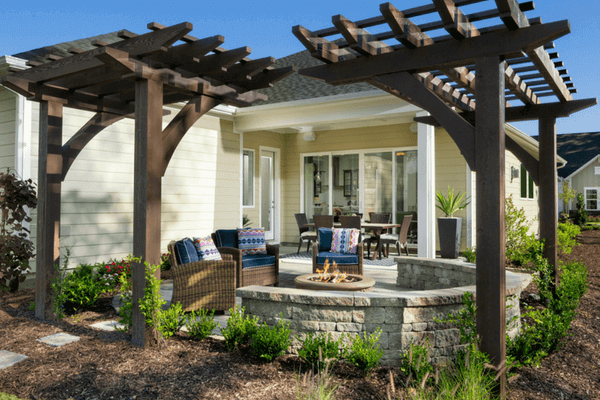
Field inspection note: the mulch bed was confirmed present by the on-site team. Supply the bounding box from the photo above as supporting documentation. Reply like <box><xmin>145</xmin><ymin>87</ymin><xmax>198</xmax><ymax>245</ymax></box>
<box><xmin>1</xmin><ymin>231</ymin><xmax>600</xmax><ymax>399</ymax></box>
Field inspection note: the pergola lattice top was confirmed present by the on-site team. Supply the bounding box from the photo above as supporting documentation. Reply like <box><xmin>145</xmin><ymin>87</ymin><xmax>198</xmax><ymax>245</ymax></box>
<box><xmin>293</xmin><ymin>0</ymin><xmax>577</xmax><ymax>112</ymax></box>
<box><xmin>1</xmin><ymin>22</ymin><xmax>295</xmax><ymax>115</ymax></box>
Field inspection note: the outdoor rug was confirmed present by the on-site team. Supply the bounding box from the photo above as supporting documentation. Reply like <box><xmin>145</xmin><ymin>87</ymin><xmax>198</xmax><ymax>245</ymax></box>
<box><xmin>280</xmin><ymin>251</ymin><xmax>397</xmax><ymax>267</ymax></box>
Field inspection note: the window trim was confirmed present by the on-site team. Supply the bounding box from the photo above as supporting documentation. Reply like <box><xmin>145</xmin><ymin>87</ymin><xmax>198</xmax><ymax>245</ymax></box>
<box><xmin>242</xmin><ymin>148</ymin><xmax>255</xmax><ymax>208</ymax></box>
<box><xmin>584</xmin><ymin>187</ymin><xmax>599</xmax><ymax>211</ymax></box>
<box><xmin>520</xmin><ymin>164</ymin><xmax>535</xmax><ymax>200</ymax></box>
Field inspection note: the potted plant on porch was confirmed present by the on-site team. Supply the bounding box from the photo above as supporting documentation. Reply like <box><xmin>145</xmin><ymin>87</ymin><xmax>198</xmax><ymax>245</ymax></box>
<box><xmin>436</xmin><ymin>186</ymin><xmax>470</xmax><ymax>259</ymax></box>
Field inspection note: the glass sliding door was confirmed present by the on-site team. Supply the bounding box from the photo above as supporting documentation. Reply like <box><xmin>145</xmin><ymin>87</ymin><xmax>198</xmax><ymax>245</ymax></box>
<box><xmin>332</xmin><ymin>154</ymin><xmax>360</xmax><ymax>219</ymax></box>
<box><xmin>396</xmin><ymin>150</ymin><xmax>418</xmax><ymax>242</ymax></box>
<box><xmin>364</xmin><ymin>151</ymin><xmax>393</xmax><ymax>219</ymax></box>
<box><xmin>303</xmin><ymin>155</ymin><xmax>330</xmax><ymax>222</ymax></box>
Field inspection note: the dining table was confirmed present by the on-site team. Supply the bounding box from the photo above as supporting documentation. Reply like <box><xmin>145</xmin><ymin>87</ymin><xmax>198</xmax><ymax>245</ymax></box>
<box><xmin>304</xmin><ymin>221</ymin><xmax>401</xmax><ymax>260</ymax></box>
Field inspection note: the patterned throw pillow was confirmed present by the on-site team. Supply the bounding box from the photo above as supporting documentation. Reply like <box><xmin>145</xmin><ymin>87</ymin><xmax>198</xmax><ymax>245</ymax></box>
<box><xmin>331</xmin><ymin>228</ymin><xmax>360</xmax><ymax>254</ymax></box>
<box><xmin>193</xmin><ymin>236</ymin><xmax>222</xmax><ymax>261</ymax></box>
<box><xmin>237</xmin><ymin>228</ymin><xmax>267</xmax><ymax>255</ymax></box>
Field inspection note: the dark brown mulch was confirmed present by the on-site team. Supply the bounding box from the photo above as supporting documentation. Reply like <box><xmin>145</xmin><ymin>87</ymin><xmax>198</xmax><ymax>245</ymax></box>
<box><xmin>1</xmin><ymin>231</ymin><xmax>599</xmax><ymax>400</ymax></box>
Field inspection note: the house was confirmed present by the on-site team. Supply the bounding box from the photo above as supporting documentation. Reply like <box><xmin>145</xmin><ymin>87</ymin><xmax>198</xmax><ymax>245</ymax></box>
<box><xmin>539</xmin><ymin>132</ymin><xmax>600</xmax><ymax>214</ymax></box>
<box><xmin>0</xmin><ymin>33</ymin><xmax>561</xmax><ymax>273</ymax></box>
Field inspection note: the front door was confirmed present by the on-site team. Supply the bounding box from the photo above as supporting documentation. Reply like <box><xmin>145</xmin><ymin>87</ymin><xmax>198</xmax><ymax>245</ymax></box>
<box><xmin>260</xmin><ymin>149</ymin><xmax>276</xmax><ymax>240</ymax></box>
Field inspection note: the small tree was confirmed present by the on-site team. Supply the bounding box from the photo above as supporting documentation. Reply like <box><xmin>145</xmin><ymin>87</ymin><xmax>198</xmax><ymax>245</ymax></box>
<box><xmin>573</xmin><ymin>193</ymin><xmax>588</xmax><ymax>226</ymax></box>
<box><xmin>558</xmin><ymin>181</ymin><xmax>577</xmax><ymax>219</ymax></box>
<box><xmin>0</xmin><ymin>168</ymin><xmax>37</xmax><ymax>292</ymax></box>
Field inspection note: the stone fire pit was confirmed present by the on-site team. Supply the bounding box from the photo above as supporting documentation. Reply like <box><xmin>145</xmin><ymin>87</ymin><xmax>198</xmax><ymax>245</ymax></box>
<box><xmin>294</xmin><ymin>274</ymin><xmax>375</xmax><ymax>292</ymax></box>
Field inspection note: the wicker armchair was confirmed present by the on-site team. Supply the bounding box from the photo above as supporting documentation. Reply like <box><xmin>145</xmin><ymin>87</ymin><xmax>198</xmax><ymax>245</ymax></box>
<box><xmin>212</xmin><ymin>230</ymin><xmax>279</xmax><ymax>288</ymax></box>
<box><xmin>167</xmin><ymin>241</ymin><xmax>237</xmax><ymax>312</ymax></box>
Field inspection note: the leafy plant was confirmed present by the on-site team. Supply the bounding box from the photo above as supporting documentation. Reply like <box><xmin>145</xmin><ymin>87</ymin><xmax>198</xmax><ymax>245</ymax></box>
<box><xmin>399</xmin><ymin>339</ymin><xmax>435</xmax><ymax>387</ymax></box>
<box><xmin>298</xmin><ymin>332</ymin><xmax>343</xmax><ymax>372</ymax></box>
<box><xmin>462</xmin><ymin>247</ymin><xmax>476</xmax><ymax>263</ymax></box>
<box><xmin>573</xmin><ymin>193</ymin><xmax>588</xmax><ymax>226</ymax></box>
<box><xmin>251</xmin><ymin>318</ymin><xmax>292</xmax><ymax>361</ymax></box>
<box><xmin>0</xmin><ymin>168</ymin><xmax>37</xmax><ymax>292</ymax></box>
<box><xmin>50</xmin><ymin>247</ymin><xmax>71</xmax><ymax>319</ymax></box>
<box><xmin>437</xmin><ymin>292</ymin><xmax>477</xmax><ymax>346</ymax></box>
<box><xmin>61</xmin><ymin>263</ymin><xmax>107</xmax><ymax>310</ymax></box>
<box><xmin>344</xmin><ymin>328</ymin><xmax>384</xmax><ymax>376</ymax></box>
<box><xmin>505</xmin><ymin>195</ymin><xmax>533</xmax><ymax>264</ymax></box>
<box><xmin>435</xmin><ymin>186</ymin><xmax>470</xmax><ymax>218</ymax></box>
<box><xmin>157</xmin><ymin>302</ymin><xmax>185</xmax><ymax>339</ymax></box>
<box><xmin>558</xmin><ymin>180</ymin><xmax>577</xmax><ymax>217</ymax></box>
<box><xmin>243</xmin><ymin>214</ymin><xmax>252</xmax><ymax>228</ymax></box>
<box><xmin>557</xmin><ymin>221</ymin><xmax>580</xmax><ymax>255</ymax></box>
<box><xmin>219</xmin><ymin>305</ymin><xmax>259</xmax><ymax>351</ymax></box>
<box><xmin>185</xmin><ymin>309</ymin><xmax>217</xmax><ymax>340</ymax></box>
<box><xmin>160</xmin><ymin>252</ymin><xmax>171</xmax><ymax>271</ymax></box>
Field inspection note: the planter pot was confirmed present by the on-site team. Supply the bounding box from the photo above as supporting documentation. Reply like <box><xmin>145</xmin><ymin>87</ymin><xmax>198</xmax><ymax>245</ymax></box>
<box><xmin>438</xmin><ymin>217</ymin><xmax>462</xmax><ymax>259</ymax></box>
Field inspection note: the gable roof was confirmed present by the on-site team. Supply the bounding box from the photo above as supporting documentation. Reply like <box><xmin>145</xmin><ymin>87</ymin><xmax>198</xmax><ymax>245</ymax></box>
<box><xmin>254</xmin><ymin>48</ymin><xmax>379</xmax><ymax>106</ymax></box>
<box><xmin>13</xmin><ymin>32</ymin><xmax>124</xmax><ymax>64</ymax></box>
<box><xmin>532</xmin><ymin>132</ymin><xmax>600</xmax><ymax>178</ymax></box>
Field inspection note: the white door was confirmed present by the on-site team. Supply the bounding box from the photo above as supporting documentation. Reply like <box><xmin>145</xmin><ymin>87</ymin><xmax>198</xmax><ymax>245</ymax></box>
<box><xmin>261</xmin><ymin>150</ymin><xmax>276</xmax><ymax>240</ymax></box>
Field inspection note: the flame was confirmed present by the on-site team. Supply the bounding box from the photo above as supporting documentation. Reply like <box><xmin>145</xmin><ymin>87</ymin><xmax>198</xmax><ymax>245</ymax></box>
<box><xmin>312</xmin><ymin>259</ymin><xmax>355</xmax><ymax>283</ymax></box>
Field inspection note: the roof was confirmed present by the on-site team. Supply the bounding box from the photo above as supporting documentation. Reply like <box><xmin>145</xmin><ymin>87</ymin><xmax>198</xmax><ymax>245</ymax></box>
<box><xmin>532</xmin><ymin>132</ymin><xmax>600</xmax><ymax>178</ymax></box>
<box><xmin>13</xmin><ymin>32</ymin><xmax>124</xmax><ymax>63</ymax></box>
<box><xmin>254</xmin><ymin>48</ymin><xmax>378</xmax><ymax>105</ymax></box>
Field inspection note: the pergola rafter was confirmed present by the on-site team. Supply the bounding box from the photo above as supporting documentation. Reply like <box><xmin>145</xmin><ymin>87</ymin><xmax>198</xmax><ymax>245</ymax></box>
<box><xmin>292</xmin><ymin>1</ymin><xmax>596</xmax><ymax>397</ymax></box>
<box><xmin>1</xmin><ymin>21</ymin><xmax>294</xmax><ymax>348</ymax></box>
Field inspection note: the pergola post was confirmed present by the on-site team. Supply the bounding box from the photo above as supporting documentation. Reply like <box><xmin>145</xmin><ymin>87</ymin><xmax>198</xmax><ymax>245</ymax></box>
<box><xmin>417</xmin><ymin>111</ymin><xmax>436</xmax><ymax>258</ymax></box>
<box><xmin>132</xmin><ymin>78</ymin><xmax>164</xmax><ymax>348</ymax></box>
<box><xmin>35</xmin><ymin>101</ymin><xmax>63</xmax><ymax>320</ymax></box>
<box><xmin>475</xmin><ymin>56</ymin><xmax>507</xmax><ymax>398</ymax></box>
<box><xmin>538</xmin><ymin>116</ymin><xmax>559</xmax><ymax>292</ymax></box>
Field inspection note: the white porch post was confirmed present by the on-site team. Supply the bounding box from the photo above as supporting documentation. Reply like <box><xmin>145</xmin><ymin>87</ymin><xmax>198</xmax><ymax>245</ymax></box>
<box><xmin>417</xmin><ymin>111</ymin><xmax>436</xmax><ymax>258</ymax></box>
<box><xmin>15</xmin><ymin>94</ymin><xmax>33</xmax><ymax>234</ymax></box>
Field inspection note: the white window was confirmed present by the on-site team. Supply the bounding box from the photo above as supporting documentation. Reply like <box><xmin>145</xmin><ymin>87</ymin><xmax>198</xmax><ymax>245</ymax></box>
<box><xmin>594</xmin><ymin>166</ymin><xmax>600</xmax><ymax>175</ymax></box>
<box><xmin>242</xmin><ymin>149</ymin><xmax>254</xmax><ymax>207</ymax></box>
<box><xmin>520</xmin><ymin>164</ymin><xmax>534</xmax><ymax>199</ymax></box>
<box><xmin>585</xmin><ymin>187</ymin><xmax>599</xmax><ymax>211</ymax></box>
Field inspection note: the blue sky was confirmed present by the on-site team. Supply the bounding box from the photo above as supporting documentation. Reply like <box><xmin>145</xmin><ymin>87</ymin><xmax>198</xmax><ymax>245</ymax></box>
<box><xmin>1</xmin><ymin>0</ymin><xmax>598</xmax><ymax>136</ymax></box>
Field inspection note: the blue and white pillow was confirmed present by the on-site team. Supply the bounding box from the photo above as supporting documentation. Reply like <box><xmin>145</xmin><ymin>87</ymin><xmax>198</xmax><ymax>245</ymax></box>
<box><xmin>331</xmin><ymin>228</ymin><xmax>360</xmax><ymax>254</ymax></box>
<box><xmin>174</xmin><ymin>238</ymin><xmax>200</xmax><ymax>265</ymax></box>
<box><xmin>193</xmin><ymin>236</ymin><xmax>222</xmax><ymax>261</ymax></box>
<box><xmin>237</xmin><ymin>228</ymin><xmax>267</xmax><ymax>255</ymax></box>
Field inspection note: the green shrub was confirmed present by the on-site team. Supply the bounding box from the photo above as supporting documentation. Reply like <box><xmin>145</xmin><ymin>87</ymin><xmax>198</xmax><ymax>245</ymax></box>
<box><xmin>462</xmin><ymin>247</ymin><xmax>476</xmax><ymax>263</ymax></box>
<box><xmin>251</xmin><ymin>319</ymin><xmax>292</xmax><ymax>361</ymax></box>
<box><xmin>344</xmin><ymin>329</ymin><xmax>384</xmax><ymax>376</ymax></box>
<box><xmin>185</xmin><ymin>309</ymin><xmax>217</xmax><ymax>340</ymax></box>
<box><xmin>61</xmin><ymin>263</ymin><xmax>106</xmax><ymax>310</ymax></box>
<box><xmin>157</xmin><ymin>302</ymin><xmax>185</xmax><ymax>339</ymax></box>
<box><xmin>573</xmin><ymin>193</ymin><xmax>588</xmax><ymax>226</ymax></box>
<box><xmin>160</xmin><ymin>252</ymin><xmax>171</xmax><ymax>271</ymax></box>
<box><xmin>298</xmin><ymin>332</ymin><xmax>343</xmax><ymax>372</ymax></box>
<box><xmin>399</xmin><ymin>339</ymin><xmax>435</xmax><ymax>387</ymax></box>
<box><xmin>219</xmin><ymin>305</ymin><xmax>259</xmax><ymax>351</ymax></box>
<box><xmin>557</xmin><ymin>222</ymin><xmax>580</xmax><ymax>254</ymax></box>
<box><xmin>505</xmin><ymin>195</ymin><xmax>533</xmax><ymax>263</ymax></box>
<box><xmin>0</xmin><ymin>393</ymin><xmax>25</xmax><ymax>400</ymax></box>
<box><xmin>436</xmin><ymin>291</ymin><xmax>477</xmax><ymax>346</ymax></box>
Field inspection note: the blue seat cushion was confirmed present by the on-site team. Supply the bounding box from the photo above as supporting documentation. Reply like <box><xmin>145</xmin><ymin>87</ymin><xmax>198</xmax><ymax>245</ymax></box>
<box><xmin>318</xmin><ymin>228</ymin><xmax>333</xmax><ymax>252</ymax></box>
<box><xmin>242</xmin><ymin>254</ymin><xmax>276</xmax><ymax>269</ymax></box>
<box><xmin>214</xmin><ymin>229</ymin><xmax>238</xmax><ymax>248</ymax></box>
<box><xmin>174</xmin><ymin>238</ymin><xmax>200</xmax><ymax>265</ymax></box>
<box><xmin>316</xmin><ymin>252</ymin><xmax>359</xmax><ymax>265</ymax></box>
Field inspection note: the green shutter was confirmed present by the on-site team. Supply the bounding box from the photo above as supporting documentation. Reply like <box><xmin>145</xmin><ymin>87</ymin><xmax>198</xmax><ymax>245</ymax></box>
<box><xmin>520</xmin><ymin>164</ymin><xmax>527</xmax><ymax>198</ymax></box>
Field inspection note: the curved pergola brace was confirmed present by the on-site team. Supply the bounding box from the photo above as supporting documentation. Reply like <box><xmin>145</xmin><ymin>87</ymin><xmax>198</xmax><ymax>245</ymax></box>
<box><xmin>61</xmin><ymin>112</ymin><xmax>125</xmax><ymax>181</ymax></box>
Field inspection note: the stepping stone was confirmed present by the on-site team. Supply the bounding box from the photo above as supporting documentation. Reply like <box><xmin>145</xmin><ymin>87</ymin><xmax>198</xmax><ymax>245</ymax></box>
<box><xmin>89</xmin><ymin>320</ymin><xmax>126</xmax><ymax>332</ymax></box>
<box><xmin>0</xmin><ymin>350</ymin><xmax>27</xmax><ymax>370</ymax></box>
<box><xmin>37</xmin><ymin>333</ymin><xmax>80</xmax><ymax>347</ymax></box>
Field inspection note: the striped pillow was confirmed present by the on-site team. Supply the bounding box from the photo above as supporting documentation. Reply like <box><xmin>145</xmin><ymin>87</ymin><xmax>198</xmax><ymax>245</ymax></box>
<box><xmin>237</xmin><ymin>228</ymin><xmax>267</xmax><ymax>255</ymax></box>
<box><xmin>331</xmin><ymin>228</ymin><xmax>360</xmax><ymax>254</ymax></box>
<box><xmin>193</xmin><ymin>236</ymin><xmax>222</xmax><ymax>261</ymax></box>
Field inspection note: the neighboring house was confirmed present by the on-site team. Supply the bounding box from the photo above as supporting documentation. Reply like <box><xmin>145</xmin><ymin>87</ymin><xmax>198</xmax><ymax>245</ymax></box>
<box><xmin>538</xmin><ymin>132</ymin><xmax>600</xmax><ymax>213</ymax></box>
<box><xmin>0</xmin><ymin>34</ymin><xmax>561</xmax><ymax>272</ymax></box>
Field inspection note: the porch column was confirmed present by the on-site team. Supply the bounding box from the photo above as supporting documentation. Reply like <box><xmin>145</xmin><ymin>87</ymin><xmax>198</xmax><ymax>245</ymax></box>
<box><xmin>35</xmin><ymin>101</ymin><xmax>63</xmax><ymax>320</ymax></box>
<box><xmin>132</xmin><ymin>79</ymin><xmax>164</xmax><ymax>348</ymax></box>
<box><xmin>538</xmin><ymin>116</ymin><xmax>558</xmax><ymax>291</ymax></box>
<box><xmin>417</xmin><ymin>111</ymin><xmax>436</xmax><ymax>258</ymax></box>
<box><xmin>475</xmin><ymin>56</ymin><xmax>507</xmax><ymax>398</ymax></box>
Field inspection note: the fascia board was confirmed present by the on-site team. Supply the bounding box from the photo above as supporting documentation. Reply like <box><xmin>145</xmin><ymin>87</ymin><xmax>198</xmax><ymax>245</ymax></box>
<box><xmin>565</xmin><ymin>154</ymin><xmax>600</xmax><ymax>180</ymax></box>
<box><xmin>233</xmin><ymin>91</ymin><xmax>421</xmax><ymax>132</ymax></box>
<box><xmin>505</xmin><ymin>123</ymin><xmax>567</xmax><ymax>168</ymax></box>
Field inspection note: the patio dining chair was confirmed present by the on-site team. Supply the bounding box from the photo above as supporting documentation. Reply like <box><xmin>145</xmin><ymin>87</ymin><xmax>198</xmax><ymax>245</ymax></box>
<box><xmin>339</xmin><ymin>215</ymin><xmax>372</xmax><ymax>248</ymax></box>
<box><xmin>365</xmin><ymin>213</ymin><xmax>391</xmax><ymax>258</ymax></box>
<box><xmin>295</xmin><ymin>213</ymin><xmax>317</xmax><ymax>254</ymax></box>
<box><xmin>380</xmin><ymin>214</ymin><xmax>413</xmax><ymax>257</ymax></box>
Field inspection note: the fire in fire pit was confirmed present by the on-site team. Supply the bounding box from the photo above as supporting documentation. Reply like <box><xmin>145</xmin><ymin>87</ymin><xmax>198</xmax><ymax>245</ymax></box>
<box><xmin>312</xmin><ymin>259</ymin><xmax>355</xmax><ymax>284</ymax></box>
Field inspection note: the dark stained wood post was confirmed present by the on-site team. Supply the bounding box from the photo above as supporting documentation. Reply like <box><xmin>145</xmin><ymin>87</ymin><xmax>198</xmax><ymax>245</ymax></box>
<box><xmin>35</xmin><ymin>101</ymin><xmax>63</xmax><ymax>320</ymax></box>
<box><xmin>538</xmin><ymin>116</ymin><xmax>558</xmax><ymax>292</ymax></box>
<box><xmin>132</xmin><ymin>78</ymin><xmax>164</xmax><ymax>348</ymax></box>
<box><xmin>475</xmin><ymin>56</ymin><xmax>507</xmax><ymax>398</ymax></box>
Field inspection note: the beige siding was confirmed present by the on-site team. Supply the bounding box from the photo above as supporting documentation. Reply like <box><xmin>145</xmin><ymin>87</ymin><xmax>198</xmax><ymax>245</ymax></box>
<box><xmin>571</xmin><ymin>156</ymin><xmax>600</xmax><ymax>199</ymax></box>
<box><xmin>29</xmin><ymin>104</ymin><xmax>239</xmax><ymax>270</ymax></box>
<box><xmin>0</xmin><ymin>89</ymin><xmax>15</xmax><ymax>169</ymax></box>
<box><xmin>505</xmin><ymin>150</ymin><xmax>540</xmax><ymax>236</ymax></box>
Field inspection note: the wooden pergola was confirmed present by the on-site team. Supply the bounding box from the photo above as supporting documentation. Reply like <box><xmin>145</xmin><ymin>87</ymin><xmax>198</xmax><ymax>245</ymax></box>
<box><xmin>292</xmin><ymin>0</ymin><xmax>596</xmax><ymax>396</ymax></box>
<box><xmin>0</xmin><ymin>22</ymin><xmax>294</xmax><ymax>347</ymax></box>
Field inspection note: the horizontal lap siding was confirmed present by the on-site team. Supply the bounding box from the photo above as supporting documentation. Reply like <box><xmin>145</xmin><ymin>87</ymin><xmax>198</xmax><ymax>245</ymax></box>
<box><xmin>28</xmin><ymin>105</ymin><xmax>238</xmax><ymax>271</ymax></box>
<box><xmin>571</xmin><ymin>159</ymin><xmax>600</xmax><ymax>203</ymax></box>
<box><xmin>506</xmin><ymin>150</ymin><xmax>539</xmax><ymax>236</ymax></box>
<box><xmin>0</xmin><ymin>90</ymin><xmax>15</xmax><ymax>170</ymax></box>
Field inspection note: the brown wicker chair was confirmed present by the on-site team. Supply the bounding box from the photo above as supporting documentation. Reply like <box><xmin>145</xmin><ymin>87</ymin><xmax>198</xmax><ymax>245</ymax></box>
<box><xmin>295</xmin><ymin>213</ymin><xmax>317</xmax><ymax>254</ymax></box>
<box><xmin>211</xmin><ymin>230</ymin><xmax>279</xmax><ymax>288</ymax></box>
<box><xmin>312</xmin><ymin>218</ymin><xmax>364</xmax><ymax>275</ymax></box>
<box><xmin>167</xmin><ymin>241</ymin><xmax>236</xmax><ymax>312</ymax></box>
<box><xmin>380</xmin><ymin>214</ymin><xmax>413</xmax><ymax>257</ymax></box>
